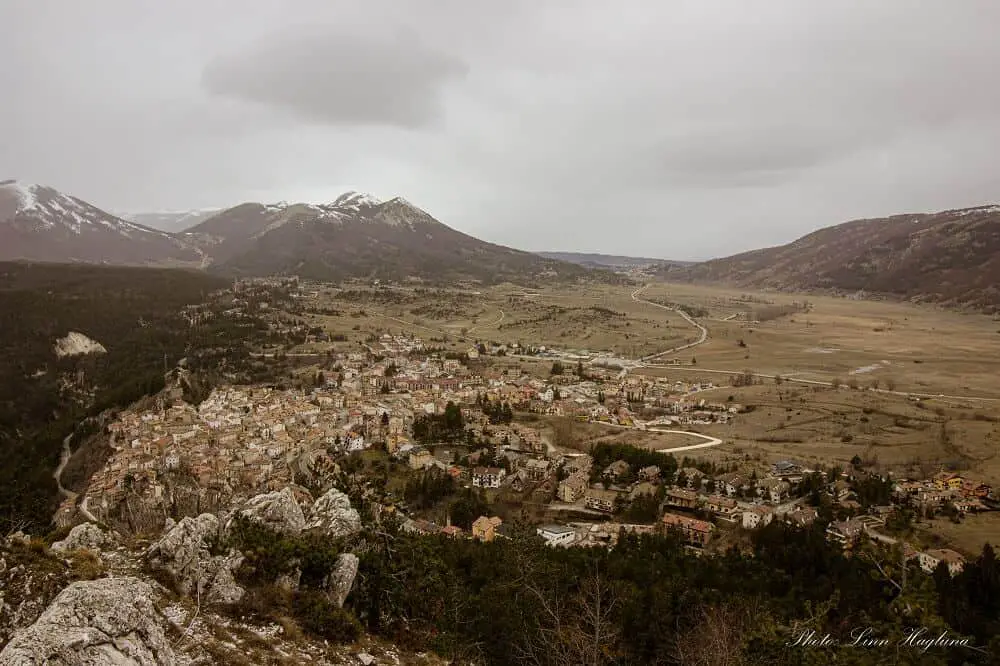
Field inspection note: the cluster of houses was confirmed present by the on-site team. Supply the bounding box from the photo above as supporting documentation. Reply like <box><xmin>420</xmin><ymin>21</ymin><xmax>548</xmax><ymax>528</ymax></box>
<box><xmin>402</xmin><ymin>513</ymin><xmax>506</xmax><ymax>543</ymax></box>
<box><xmin>893</xmin><ymin>471</ymin><xmax>993</xmax><ymax>515</ymax></box>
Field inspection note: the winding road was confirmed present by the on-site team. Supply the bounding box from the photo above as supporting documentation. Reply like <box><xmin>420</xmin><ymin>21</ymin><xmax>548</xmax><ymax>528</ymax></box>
<box><xmin>630</xmin><ymin>284</ymin><xmax>709</xmax><ymax>361</ymax></box>
<box><xmin>54</xmin><ymin>433</ymin><xmax>100</xmax><ymax>522</ymax></box>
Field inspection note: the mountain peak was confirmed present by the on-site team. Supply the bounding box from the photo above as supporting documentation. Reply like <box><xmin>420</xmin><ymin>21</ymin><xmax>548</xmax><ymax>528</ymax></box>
<box><xmin>0</xmin><ymin>180</ymin><xmax>45</xmax><ymax>213</ymax></box>
<box><xmin>331</xmin><ymin>191</ymin><xmax>383</xmax><ymax>210</ymax></box>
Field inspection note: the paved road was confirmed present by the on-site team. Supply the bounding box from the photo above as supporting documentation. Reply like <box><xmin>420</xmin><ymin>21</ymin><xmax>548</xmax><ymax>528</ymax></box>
<box><xmin>630</xmin><ymin>284</ymin><xmax>709</xmax><ymax>361</ymax></box>
<box><xmin>54</xmin><ymin>433</ymin><xmax>100</xmax><ymax>522</ymax></box>
<box><xmin>54</xmin><ymin>434</ymin><xmax>74</xmax><ymax>500</ymax></box>
<box><xmin>641</xmin><ymin>363</ymin><xmax>1000</xmax><ymax>403</ymax></box>
<box><xmin>466</xmin><ymin>309</ymin><xmax>505</xmax><ymax>335</ymax></box>
<box><xmin>644</xmin><ymin>429</ymin><xmax>724</xmax><ymax>453</ymax></box>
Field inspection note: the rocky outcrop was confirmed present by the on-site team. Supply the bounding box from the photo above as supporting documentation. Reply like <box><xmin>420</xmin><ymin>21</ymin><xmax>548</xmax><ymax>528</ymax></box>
<box><xmin>53</xmin><ymin>332</ymin><xmax>107</xmax><ymax>358</ymax></box>
<box><xmin>146</xmin><ymin>513</ymin><xmax>244</xmax><ymax>604</ymax></box>
<box><xmin>324</xmin><ymin>553</ymin><xmax>359</xmax><ymax>609</ymax></box>
<box><xmin>0</xmin><ymin>577</ymin><xmax>176</xmax><ymax>665</ymax></box>
<box><xmin>51</xmin><ymin>523</ymin><xmax>115</xmax><ymax>554</ymax></box>
<box><xmin>232</xmin><ymin>487</ymin><xmax>306</xmax><ymax>536</ymax></box>
<box><xmin>306</xmin><ymin>487</ymin><xmax>361</xmax><ymax>539</ymax></box>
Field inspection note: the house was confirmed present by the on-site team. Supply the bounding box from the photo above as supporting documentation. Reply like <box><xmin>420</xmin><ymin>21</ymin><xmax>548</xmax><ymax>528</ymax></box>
<box><xmin>471</xmin><ymin>515</ymin><xmax>503</xmax><ymax>542</ymax></box>
<box><xmin>537</xmin><ymin>524</ymin><xmax>577</xmax><ymax>547</ymax></box>
<box><xmin>678</xmin><ymin>467</ymin><xmax>705</xmax><ymax>489</ymax></box>
<box><xmin>705</xmin><ymin>495</ymin><xmax>738</xmax><ymax>517</ymax></box>
<box><xmin>918</xmin><ymin>549</ymin><xmax>966</xmax><ymax>576</ymax></box>
<box><xmin>585</xmin><ymin>487</ymin><xmax>620</xmax><ymax>513</ymax></box>
<box><xmin>638</xmin><ymin>465</ymin><xmax>661</xmax><ymax>481</ymax></box>
<box><xmin>825</xmin><ymin>518</ymin><xmax>867</xmax><ymax>544</ymax></box>
<box><xmin>602</xmin><ymin>460</ymin><xmax>630</xmax><ymax>481</ymax></box>
<box><xmin>472</xmin><ymin>466</ymin><xmax>506</xmax><ymax>489</ymax></box>
<box><xmin>772</xmin><ymin>460</ymin><xmax>803</xmax><ymax>476</ymax></box>
<box><xmin>563</xmin><ymin>454</ymin><xmax>593</xmax><ymax>476</ymax></box>
<box><xmin>525</xmin><ymin>458</ymin><xmax>551</xmax><ymax>482</ymax></box>
<box><xmin>558</xmin><ymin>474</ymin><xmax>588</xmax><ymax>503</ymax></box>
<box><xmin>757</xmin><ymin>478</ymin><xmax>790</xmax><ymax>504</ymax></box>
<box><xmin>784</xmin><ymin>506</ymin><xmax>819</xmax><ymax>528</ymax></box>
<box><xmin>664</xmin><ymin>488</ymin><xmax>699</xmax><ymax>509</ymax></box>
<box><xmin>441</xmin><ymin>525</ymin><xmax>464</xmax><ymax>538</ymax></box>
<box><xmin>830</xmin><ymin>480</ymin><xmax>852</xmax><ymax>501</ymax></box>
<box><xmin>742</xmin><ymin>505</ymin><xmax>774</xmax><ymax>530</ymax></box>
<box><xmin>408</xmin><ymin>447</ymin><xmax>433</xmax><ymax>470</ymax></box>
<box><xmin>715</xmin><ymin>472</ymin><xmax>745</xmax><ymax>497</ymax></box>
<box><xmin>660</xmin><ymin>512</ymin><xmax>714</xmax><ymax>547</ymax></box>
<box><xmin>629</xmin><ymin>482</ymin><xmax>658</xmax><ymax>501</ymax></box>
<box><xmin>932</xmin><ymin>472</ymin><xmax>963</xmax><ymax>491</ymax></box>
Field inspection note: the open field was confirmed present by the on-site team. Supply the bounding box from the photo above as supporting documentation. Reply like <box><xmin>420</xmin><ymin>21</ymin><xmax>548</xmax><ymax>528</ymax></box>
<box><xmin>639</xmin><ymin>281</ymin><xmax>1000</xmax><ymax>400</ymax></box>
<box><xmin>296</xmin><ymin>283</ymin><xmax>693</xmax><ymax>359</ymax></box>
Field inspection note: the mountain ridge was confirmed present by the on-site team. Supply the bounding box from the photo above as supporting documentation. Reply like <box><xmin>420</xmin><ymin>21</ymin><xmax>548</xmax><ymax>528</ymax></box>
<box><xmin>0</xmin><ymin>182</ymin><xmax>606</xmax><ymax>284</ymax></box>
<box><xmin>668</xmin><ymin>203</ymin><xmax>1000</xmax><ymax>311</ymax></box>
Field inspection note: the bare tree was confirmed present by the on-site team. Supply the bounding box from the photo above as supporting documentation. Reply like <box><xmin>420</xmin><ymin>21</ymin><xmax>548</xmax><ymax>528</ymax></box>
<box><xmin>671</xmin><ymin>601</ymin><xmax>767</xmax><ymax>666</ymax></box>
<box><xmin>518</xmin><ymin>566</ymin><xmax>622</xmax><ymax>666</ymax></box>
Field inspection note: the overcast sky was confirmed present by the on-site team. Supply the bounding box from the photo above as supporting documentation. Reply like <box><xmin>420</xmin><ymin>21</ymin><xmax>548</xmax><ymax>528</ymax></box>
<box><xmin>3</xmin><ymin>1</ymin><xmax>1000</xmax><ymax>260</ymax></box>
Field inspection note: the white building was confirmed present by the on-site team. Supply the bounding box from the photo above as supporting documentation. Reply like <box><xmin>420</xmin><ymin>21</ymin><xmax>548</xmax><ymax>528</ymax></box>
<box><xmin>472</xmin><ymin>466</ymin><xmax>506</xmax><ymax>489</ymax></box>
<box><xmin>742</xmin><ymin>505</ymin><xmax>774</xmax><ymax>530</ymax></box>
<box><xmin>537</xmin><ymin>524</ymin><xmax>577</xmax><ymax>547</ymax></box>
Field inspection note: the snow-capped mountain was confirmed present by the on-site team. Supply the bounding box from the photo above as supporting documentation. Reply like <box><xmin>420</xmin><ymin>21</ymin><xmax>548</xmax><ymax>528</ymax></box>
<box><xmin>184</xmin><ymin>191</ymin><xmax>582</xmax><ymax>282</ymax></box>
<box><xmin>120</xmin><ymin>208</ymin><xmax>224</xmax><ymax>233</ymax></box>
<box><xmin>0</xmin><ymin>182</ymin><xmax>591</xmax><ymax>282</ymax></box>
<box><xmin>0</xmin><ymin>180</ymin><xmax>202</xmax><ymax>265</ymax></box>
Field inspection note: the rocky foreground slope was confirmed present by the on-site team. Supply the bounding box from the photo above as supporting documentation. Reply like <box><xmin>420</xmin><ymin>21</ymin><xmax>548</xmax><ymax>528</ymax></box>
<box><xmin>0</xmin><ymin>487</ymin><xmax>440</xmax><ymax>666</ymax></box>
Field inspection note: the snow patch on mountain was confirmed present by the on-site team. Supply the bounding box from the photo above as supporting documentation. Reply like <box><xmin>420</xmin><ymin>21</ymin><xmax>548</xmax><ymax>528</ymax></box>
<box><xmin>331</xmin><ymin>191</ymin><xmax>382</xmax><ymax>211</ymax></box>
<box><xmin>54</xmin><ymin>332</ymin><xmax>107</xmax><ymax>358</ymax></box>
<box><xmin>3</xmin><ymin>180</ymin><xmax>40</xmax><ymax>211</ymax></box>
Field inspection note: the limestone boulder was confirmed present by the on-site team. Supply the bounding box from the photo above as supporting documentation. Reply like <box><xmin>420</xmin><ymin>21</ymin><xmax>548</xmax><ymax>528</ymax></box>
<box><xmin>306</xmin><ymin>487</ymin><xmax>361</xmax><ymax>539</ymax></box>
<box><xmin>146</xmin><ymin>513</ymin><xmax>244</xmax><ymax>604</ymax></box>
<box><xmin>324</xmin><ymin>553</ymin><xmax>359</xmax><ymax>608</ymax></box>
<box><xmin>230</xmin><ymin>487</ymin><xmax>305</xmax><ymax>536</ymax></box>
<box><xmin>51</xmin><ymin>522</ymin><xmax>115</xmax><ymax>554</ymax></box>
<box><xmin>0</xmin><ymin>577</ymin><xmax>176</xmax><ymax>665</ymax></box>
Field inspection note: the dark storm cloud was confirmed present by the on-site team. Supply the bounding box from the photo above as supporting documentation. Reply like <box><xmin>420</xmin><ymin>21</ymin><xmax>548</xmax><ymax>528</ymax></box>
<box><xmin>201</xmin><ymin>22</ymin><xmax>467</xmax><ymax>128</ymax></box>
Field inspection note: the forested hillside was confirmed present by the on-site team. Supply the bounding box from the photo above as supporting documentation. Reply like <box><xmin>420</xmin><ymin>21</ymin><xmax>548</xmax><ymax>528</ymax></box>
<box><xmin>0</xmin><ymin>262</ymin><xmax>283</xmax><ymax>532</ymax></box>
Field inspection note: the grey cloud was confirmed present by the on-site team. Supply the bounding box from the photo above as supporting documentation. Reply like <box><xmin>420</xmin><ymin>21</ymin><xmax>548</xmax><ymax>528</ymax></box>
<box><xmin>201</xmin><ymin>22</ymin><xmax>467</xmax><ymax>128</ymax></box>
<box><xmin>4</xmin><ymin>0</ymin><xmax>1000</xmax><ymax>259</ymax></box>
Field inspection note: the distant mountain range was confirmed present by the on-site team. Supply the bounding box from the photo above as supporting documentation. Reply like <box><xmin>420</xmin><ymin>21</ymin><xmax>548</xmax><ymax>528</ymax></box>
<box><xmin>7</xmin><ymin>179</ymin><xmax>999</xmax><ymax>308</ymax></box>
<box><xmin>664</xmin><ymin>204</ymin><xmax>1000</xmax><ymax>311</ymax></box>
<box><xmin>0</xmin><ymin>181</ymin><xmax>596</xmax><ymax>284</ymax></box>
<box><xmin>537</xmin><ymin>251</ymin><xmax>694</xmax><ymax>269</ymax></box>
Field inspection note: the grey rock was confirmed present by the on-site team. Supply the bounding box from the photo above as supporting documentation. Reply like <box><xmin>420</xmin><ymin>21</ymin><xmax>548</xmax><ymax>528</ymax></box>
<box><xmin>0</xmin><ymin>577</ymin><xmax>176</xmax><ymax>665</ymax></box>
<box><xmin>324</xmin><ymin>553</ymin><xmax>359</xmax><ymax>608</ymax></box>
<box><xmin>146</xmin><ymin>513</ymin><xmax>244</xmax><ymax>604</ymax></box>
<box><xmin>51</xmin><ymin>522</ymin><xmax>115</xmax><ymax>553</ymax></box>
<box><xmin>357</xmin><ymin>653</ymin><xmax>376</xmax><ymax>666</ymax></box>
<box><xmin>307</xmin><ymin>487</ymin><xmax>361</xmax><ymax>539</ymax></box>
<box><xmin>232</xmin><ymin>487</ymin><xmax>305</xmax><ymax>536</ymax></box>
